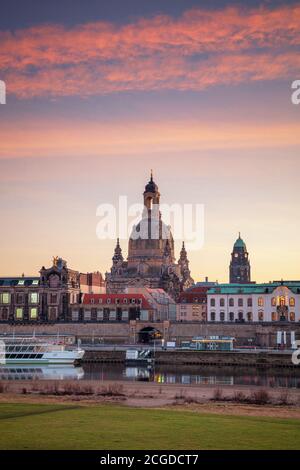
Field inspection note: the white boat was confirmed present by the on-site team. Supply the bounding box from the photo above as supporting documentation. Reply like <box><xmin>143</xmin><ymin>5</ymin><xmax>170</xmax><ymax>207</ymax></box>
<box><xmin>0</xmin><ymin>336</ymin><xmax>85</xmax><ymax>365</ymax></box>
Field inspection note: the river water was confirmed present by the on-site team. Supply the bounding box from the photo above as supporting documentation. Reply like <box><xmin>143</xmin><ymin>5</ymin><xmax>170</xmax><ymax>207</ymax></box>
<box><xmin>0</xmin><ymin>363</ymin><xmax>299</xmax><ymax>389</ymax></box>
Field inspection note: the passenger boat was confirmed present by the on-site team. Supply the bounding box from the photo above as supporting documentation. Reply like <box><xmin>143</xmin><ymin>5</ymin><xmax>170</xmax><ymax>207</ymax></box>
<box><xmin>0</xmin><ymin>336</ymin><xmax>85</xmax><ymax>365</ymax></box>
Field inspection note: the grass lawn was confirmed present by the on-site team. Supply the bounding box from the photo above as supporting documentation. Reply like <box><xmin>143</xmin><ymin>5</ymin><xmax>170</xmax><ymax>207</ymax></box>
<box><xmin>0</xmin><ymin>402</ymin><xmax>299</xmax><ymax>450</ymax></box>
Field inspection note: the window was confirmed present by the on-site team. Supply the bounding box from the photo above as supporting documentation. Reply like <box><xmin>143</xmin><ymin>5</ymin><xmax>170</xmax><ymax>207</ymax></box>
<box><xmin>16</xmin><ymin>293</ymin><xmax>24</xmax><ymax>304</ymax></box>
<box><xmin>229</xmin><ymin>298</ymin><xmax>234</xmax><ymax>307</ymax></box>
<box><xmin>210</xmin><ymin>312</ymin><xmax>215</xmax><ymax>322</ymax></box>
<box><xmin>123</xmin><ymin>298</ymin><xmax>128</xmax><ymax>304</ymax></box>
<box><xmin>90</xmin><ymin>298</ymin><xmax>95</xmax><ymax>304</ymax></box>
<box><xmin>210</xmin><ymin>298</ymin><xmax>215</xmax><ymax>307</ymax></box>
<box><xmin>84</xmin><ymin>310</ymin><xmax>91</xmax><ymax>321</ymax></box>
<box><xmin>279</xmin><ymin>296</ymin><xmax>285</xmax><ymax>307</ymax></box>
<box><xmin>290</xmin><ymin>312</ymin><xmax>295</xmax><ymax>322</ymax></box>
<box><xmin>50</xmin><ymin>294</ymin><xmax>57</xmax><ymax>304</ymax></box>
<box><xmin>272</xmin><ymin>312</ymin><xmax>277</xmax><ymax>321</ymax></box>
<box><xmin>247</xmin><ymin>298</ymin><xmax>252</xmax><ymax>307</ymax></box>
<box><xmin>229</xmin><ymin>312</ymin><xmax>234</xmax><ymax>322</ymax></box>
<box><xmin>238</xmin><ymin>298</ymin><xmax>243</xmax><ymax>307</ymax></box>
<box><xmin>30</xmin><ymin>308</ymin><xmax>38</xmax><ymax>319</ymax></box>
<box><xmin>238</xmin><ymin>312</ymin><xmax>244</xmax><ymax>321</ymax></box>
<box><xmin>107</xmin><ymin>298</ymin><xmax>111</xmax><ymax>304</ymax></box>
<box><xmin>258</xmin><ymin>311</ymin><xmax>264</xmax><ymax>321</ymax></box>
<box><xmin>220</xmin><ymin>312</ymin><xmax>225</xmax><ymax>322</ymax></box>
<box><xmin>247</xmin><ymin>312</ymin><xmax>252</xmax><ymax>322</ymax></box>
<box><xmin>30</xmin><ymin>292</ymin><xmax>39</xmax><ymax>304</ymax></box>
<box><xmin>271</xmin><ymin>297</ymin><xmax>276</xmax><ymax>307</ymax></box>
<box><xmin>1</xmin><ymin>293</ymin><xmax>10</xmax><ymax>304</ymax></box>
<box><xmin>220</xmin><ymin>298</ymin><xmax>225</xmax><ymax>307</ymax></box>
<box><xmin>290</xmin><ymin>298</ymin><xmax>295</xmax><ymax>307</ymax></box>
<box><xmin>16</xmin><ymin>308</ymin><xmax>23</xmax><ymax>319</ymax></box>
<box><xmin>258</xmin><ymin>297</ymin><xmax>264</xmax><ymax>307</ymax></box>
<box><xmin>72</xmin><ymin>310</ymin><xmax>79</xmax><ymax>321</ymax></box>
<box><xmin>18</xmin><ymin>280</ymin><xmax>25</xmax><ymax>286</ymax></box>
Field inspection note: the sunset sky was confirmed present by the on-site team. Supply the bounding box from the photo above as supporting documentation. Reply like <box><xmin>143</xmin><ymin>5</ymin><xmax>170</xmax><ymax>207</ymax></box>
<box><xmin>0</xmin><ymin>0</ymin><xmax>300</xmax><ymax>282</ymax></box>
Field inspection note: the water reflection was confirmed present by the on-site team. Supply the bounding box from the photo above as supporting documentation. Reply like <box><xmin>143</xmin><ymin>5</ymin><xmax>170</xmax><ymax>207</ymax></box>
<box><xmin>0</xmin><ymin>365</ymin><xmax>84</xmax><ymax>381</ymax></box>
<box><xmin>0</xmin><ymin>363</ymin><xmax>299</xmax><ymax>388</ymax></box>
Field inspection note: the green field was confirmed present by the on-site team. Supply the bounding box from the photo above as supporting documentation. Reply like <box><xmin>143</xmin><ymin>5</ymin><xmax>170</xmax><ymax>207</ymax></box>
<box><xmin>0</xmin><ymin>403</ymin><xmax>299</xmax><ymax>450</ymax></box>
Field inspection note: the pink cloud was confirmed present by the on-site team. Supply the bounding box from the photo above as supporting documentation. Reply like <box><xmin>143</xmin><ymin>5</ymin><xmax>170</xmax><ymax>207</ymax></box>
<box><xmin>1</xmin><ymin>4</ymin><xmax>300</xmax><ymax>98</ymax></box>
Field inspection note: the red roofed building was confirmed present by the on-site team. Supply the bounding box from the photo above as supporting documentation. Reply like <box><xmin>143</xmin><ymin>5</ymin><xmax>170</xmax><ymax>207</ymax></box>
<box><xmin>72</xmin><ymin>293</ymin><xmax>154</xmax><ymax>322</ymax></box>
<box><xmin>177</xmin><ymin>284</ymin><xmax>213</xmax><ymax>322</ymax></box>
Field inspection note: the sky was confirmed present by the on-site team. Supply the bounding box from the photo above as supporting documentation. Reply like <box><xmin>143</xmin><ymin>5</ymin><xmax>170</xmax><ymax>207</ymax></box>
<box><xmin>0</xmin><ymin>0</ymin><xmax>300</xmax><ymax>282</ymax></box>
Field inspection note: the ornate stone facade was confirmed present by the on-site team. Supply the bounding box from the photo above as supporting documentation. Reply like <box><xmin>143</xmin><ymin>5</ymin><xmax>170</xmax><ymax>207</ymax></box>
<box><xmin>106</xmin><ymin>173</ymin><xmax>194</xmax><ymax>300</ymax></box>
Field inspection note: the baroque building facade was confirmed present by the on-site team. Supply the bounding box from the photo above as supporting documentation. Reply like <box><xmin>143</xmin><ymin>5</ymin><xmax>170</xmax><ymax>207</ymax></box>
<box><xmin>105</xmin><ymin>173</ymin><xmax>194</xmax><ymax>300</ymax></box>
<box><xmin>0</xmin><ymin>257</ymin><xmax>105</xmax><ymax>323</ymax></box>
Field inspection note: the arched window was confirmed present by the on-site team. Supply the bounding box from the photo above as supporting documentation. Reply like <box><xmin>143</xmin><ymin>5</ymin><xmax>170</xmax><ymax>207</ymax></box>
<box><xmin>238</xmin><ymin>298</ymin><xmax>243</xmax><ymax>307</ymax></box>
<box><xmin>279</xmin><ymin>296</ymin><xmax>285</xmax><ymax>307</ymax></box>
<box><xmin>289</xmin><ymin>298</ymin><xmax>295</xmax><ymax>307</ymax></box>
<box><xmin>258</xmin><ymin>297</ymin><xmax>264</xmax><ymax>307</ymax></box>
<box><xmin>258</xmin><ymin>311</ymin><xmax>264</xmax><ymax>321</ymax></box>
<box><xmin>247</xmin><ymin>298</ymin><xmax>252</xmax><ymax>307</ymax></box>
<box><xmin>290</xmin><ymin>312</ymin><xmax>295</xmax><ymax>322</ymax></box>
<box><xmin>220</xmin><ymin>298</ymin><xmax>225</xmax><ymax>307</ymax></box>
<box><xmin>247</xmin><ymin>312</ymin><xmax>252</xmax><ymax>322</ymax></box>
<box><xmin>229</xmin><ymin>312</ymin><xmax>234</xmax><ymax>322</ymax></box>
<box><xmin>229</xmin><ymin>298</ymin><xmax>234</xmax><ymax>307</ymax></box>
<box><xmin>210</xmin><ymin>298</ymin><xmax>215</xmax><ymax>307</ymax></box>
<box><xmin>271</xmin><ymin>312</ymin><xmax>277</xmax><ymax>322</ymax></box>
<box><xmin>271</xmin><ymin>297</ymin><xmax>276</xmax><ymax>307</ymax></box>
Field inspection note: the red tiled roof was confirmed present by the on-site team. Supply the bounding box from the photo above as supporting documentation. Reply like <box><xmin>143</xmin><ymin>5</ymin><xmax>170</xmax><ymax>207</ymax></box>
<box><xmin>82</xmin><ymin>293</ymin><xmax>153</xmax><ymax>309</ymax></box>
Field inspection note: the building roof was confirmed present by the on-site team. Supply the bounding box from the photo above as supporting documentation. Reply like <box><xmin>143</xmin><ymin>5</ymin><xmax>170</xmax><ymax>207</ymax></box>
<box><xmin>0</xmin><ymin>277</ymin><xmax>40</xmax><ymax>287</ymax></box>
<box><xmin>82</xmin><ymin>293</ymin><xmax>153</xmax><ymax>309</ymax></box>
<box><xmin>233</xmin><ymin>233</ymin><xmax>246</xmax><ymax>250</ymax></box>
<box><xmin>207</xmin><ymin>282</ymin><xmax>300</xmax><ymax>295</ymax></box>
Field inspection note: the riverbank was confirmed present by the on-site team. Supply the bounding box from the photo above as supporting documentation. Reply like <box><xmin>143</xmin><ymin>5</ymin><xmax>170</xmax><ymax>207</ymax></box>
<box><xmin>1</xmin><ymin>379</ymin><xmax>300</xmax><ymax>413</ymax></box>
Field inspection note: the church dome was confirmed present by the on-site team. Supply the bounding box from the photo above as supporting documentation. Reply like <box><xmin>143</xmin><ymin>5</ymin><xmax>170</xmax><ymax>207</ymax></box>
<box><xmin>144</xmin><ymin>171</ymin><xmax>158</xmax><ymax>193</ymax></box>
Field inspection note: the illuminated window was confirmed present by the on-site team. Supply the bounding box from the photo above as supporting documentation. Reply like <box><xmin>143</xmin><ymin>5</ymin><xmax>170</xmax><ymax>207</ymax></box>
<box><xmin>229</xmin><ymin>298</ymin><xmax>234</xmax><ymax>307</ymax></box>
<box><xmin>32</xmin><ymin>280</ymin><xmax>39</xmax><ymax>286</ymax></box>
<box><xmin>258</xmin><ymin>311</ymin><xmax>264</xmax><ymax>321</ymax></box>
<box><xmin>16</xmin><ymin>308</ymin><xmax>23</xmax><ymax>319</ymax></box>
<box><xmin>290</xmin><ymin>298</ymin><xmax>295</xmax><ymax>307</ymax></box>
<box><xmin>258</xmin><ymin>297</ymin><xmax>264</xmax><ymax>307</ymax></box>
<box><xmin>290</xmin><ymin>312</ymin><xmax>295</xmax><ymax>322</ymax></box>
<box><xmin>1</xmin><ymin>293</ymin><xmax>10</xmax><ymax>304</ymax></box>
<box><xmin>279</xmin><ymin>296</ymin><xmax>285</xmax><ymax>307</ymax></box>
<box><xmin>30</xmin><ymin>308</ymin><xmax>37</xmax><ymax>319</ymax></box>
<box><xmin>30</xmin><ymin>292</ymin><xmax>39</xmax><ymax>304</ymax></box>
<box><xmin>18</xmin><ymin>280</ymin><xmax>25</xmax><ymax>286</ymax></box>
<box><xmin>271</xmin><ymin>297</ymin><xmax>276</xmax><ymax>307</ymax></box>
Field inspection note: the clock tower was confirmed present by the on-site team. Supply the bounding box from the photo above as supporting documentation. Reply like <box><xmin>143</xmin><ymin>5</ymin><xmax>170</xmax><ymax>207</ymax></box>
<box><xmin>229</xmin><ymin>233</ymin><xmax>251</xmax><ymax>284</ymax></box>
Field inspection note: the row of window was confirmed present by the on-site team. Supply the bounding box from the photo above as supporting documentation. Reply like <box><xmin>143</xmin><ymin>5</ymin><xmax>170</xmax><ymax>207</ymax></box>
<box><xmin>210</xmin><ymin>296</ymin><xmax>296</xmax><ymax>307</ymax></box>
<box><xmin>0</xmin><ymin>292</ymin><xmax>60</xmax><ymax>305</ymax></box>
<box><xmin>89</xmin><ymin>298</ymin><xmax>143</xmax><ymax>305</ymax></box>
<box><xmin>209</xmin><ymin>311</ymin><xmax>296</xmax><ymax>322</ymax></box>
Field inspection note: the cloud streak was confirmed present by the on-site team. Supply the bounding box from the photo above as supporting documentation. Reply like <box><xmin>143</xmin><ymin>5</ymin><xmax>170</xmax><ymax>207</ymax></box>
<box><xmin>1</xmin><ymin>4</ymin><xmax>300</xmax><ymax>98</ymax></box>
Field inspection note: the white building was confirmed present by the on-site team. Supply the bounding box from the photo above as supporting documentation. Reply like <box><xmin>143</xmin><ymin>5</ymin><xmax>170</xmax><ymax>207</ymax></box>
<box><xmin>207</xmin><ymin>281</ymin><xmax>300</xmax><ymax>323</ymax></box>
